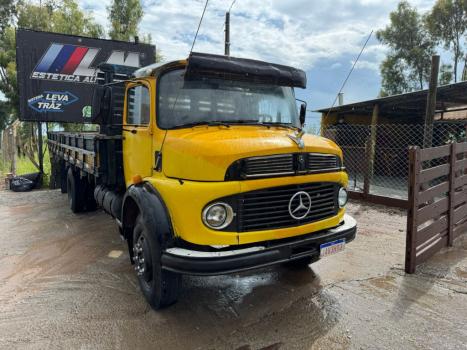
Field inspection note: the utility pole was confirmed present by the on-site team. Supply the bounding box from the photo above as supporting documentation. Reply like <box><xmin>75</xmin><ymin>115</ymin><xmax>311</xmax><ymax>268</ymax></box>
<box><xmin>224</xmin><ymin>11</ymin><xmax>230</xmax><ymax>56</ymax></box>
<box><xmin>423</xmin><ymin>55</ymin><xmax>440</xmax><ymax>149</ymax></box>
<box><xmin>338</xmin><ymin>93</ymin><xmax>344</xmax><ymax>106</ymax></box>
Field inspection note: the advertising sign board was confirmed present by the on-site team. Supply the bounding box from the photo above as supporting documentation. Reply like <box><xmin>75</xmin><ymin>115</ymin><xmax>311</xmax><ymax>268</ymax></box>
<box><xmin>16</xmin><ymin>29</ymin><xmax>155</xmax><ymax>123</ymax></box>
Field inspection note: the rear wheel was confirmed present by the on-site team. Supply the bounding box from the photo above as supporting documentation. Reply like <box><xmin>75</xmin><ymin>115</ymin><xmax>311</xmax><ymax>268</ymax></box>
<box><xmin>84</xmin><ymin>178</ymin><xmax>97</xmax><ymax>211</ymax></box>
<box><xmin>67</xmin><ymin>168</ymin><xmax>85</xmax><ymax>213</ymax></box>
<box><xmin>133</xmin><ymin>214</ymin><xmax>180</xmax><ymax>309</ymax></box>
<box><xmin>60</xmin><ymin>162</ymin><xmax>68</xmax><ymax>194</ymax></box>
<box><xmin>49</xmin><ymin>158</ymin><xmax>59</xmax><ymax>190</ymax></box>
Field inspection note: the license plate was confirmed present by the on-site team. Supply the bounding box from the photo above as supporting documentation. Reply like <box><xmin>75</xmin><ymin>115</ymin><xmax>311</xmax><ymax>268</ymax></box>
<box><xmin>320</xmin><ymin>239</ymin><xmax>345</xmax><ymax>258</ymax></box>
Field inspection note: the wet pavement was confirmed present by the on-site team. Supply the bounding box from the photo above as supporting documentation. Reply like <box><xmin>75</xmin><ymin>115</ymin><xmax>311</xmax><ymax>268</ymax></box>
<box><xmin>0</xmin><ymin>190</ymin><xmax>466</xmax><ymax>349</ymax></box>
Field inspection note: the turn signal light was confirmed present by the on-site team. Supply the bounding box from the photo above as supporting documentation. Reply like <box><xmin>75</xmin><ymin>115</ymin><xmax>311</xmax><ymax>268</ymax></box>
<box><xmin>132</xmin><ymin>174</ymin><xmax>143</xmax><ymax>184</ymax></box>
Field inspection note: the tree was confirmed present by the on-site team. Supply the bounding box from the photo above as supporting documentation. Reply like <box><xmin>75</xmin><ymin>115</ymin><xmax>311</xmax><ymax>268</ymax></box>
<box><xmin>0</xmin><ymin>0</ymin><xmax>103</xmax><ymax>119</ymax></box>
<box><xmin>379</xmin><ymin>54</ymin><xmax>411</xmax><ymax>96</ymax></box>
<box><xmin>108</xmin><ymin>0</ymin><xmax>143</xmax><ymax>42</ymax></box>
<box><xmin>0</xmin><ymin>100</ymin><xmax>12</xmax><ymax>131</ymax></box>
<box><xmin>107</xmin><ymin>0</ymin><xmax>162</xmax><ymax>63</ymax></box>
<box><xmin>439</xmin><ymin>63</ymin><xmax>454</xmax><ymax>85</ymax></box>
<box><xmin>0</xmin><ymin>0</ymin><xmax>16</xmax><ymax>33</ymax></box>
<box><xmin>0</xmin><ymin>26</ymin><xmax>18</xmax><ymax>116</ymax></box>
<box><xmin>50</xmin><ymin>0</ymin><xmax>104</xmax><ymax>38</ymax></box>
<box><xmin>425</xmin><ymin>0</ymin><xmax>467</xmax><ymax>82</ymax></box>
<box><xmin>0</xmin><ymin>0</ymin><xmax>103</xmax><ymax>170</ymax></box>
<box><xmin>377</xmin><ymin>1</ymin><xmax>435</xmax><ymax>91</ymax></box>
<box><xmin>141</xmin><ymin>33</ymin><xmax>164</xmax><ymax>63</ymax></box>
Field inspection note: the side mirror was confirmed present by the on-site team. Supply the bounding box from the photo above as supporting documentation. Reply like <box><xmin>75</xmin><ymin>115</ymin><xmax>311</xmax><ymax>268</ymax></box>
<box><xmin>299</xmin><ymin>103</ymin><xmax>306</xmax><ymax>127</ymax></box>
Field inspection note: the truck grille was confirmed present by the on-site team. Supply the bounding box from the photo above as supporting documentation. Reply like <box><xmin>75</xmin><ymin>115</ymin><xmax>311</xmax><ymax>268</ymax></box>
<box><xmin>244</xmin><ymin>154</ymin><xmax>295</xmax><ymax>177</ymax></box>
<box><xmin>237</xmin><ymin>182</ymin><xmax>338</xmax><ymax>232</ymax></box>
<box><xmin>225</xmin><ymin>153</ymin><xmax>341</xmax><ymax>180</ymax></box>
<box><xmin>307</xmin><ymin>153</ymin><xmax>340</xmax><ymax>171</ymax></box>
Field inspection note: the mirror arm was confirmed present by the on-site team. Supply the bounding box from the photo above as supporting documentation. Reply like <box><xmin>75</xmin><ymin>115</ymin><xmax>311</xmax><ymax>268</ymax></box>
<box><xmin>295</xmin><ymin>98</ymin><xmax>307</xmax><ymax>109</ymax></box>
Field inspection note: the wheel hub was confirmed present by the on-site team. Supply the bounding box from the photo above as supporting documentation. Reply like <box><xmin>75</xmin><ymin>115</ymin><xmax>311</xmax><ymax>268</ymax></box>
<box><xmin>133</xmin><ymin>236</ymin><xmax>152</xmax><ymax>282</ymax></box>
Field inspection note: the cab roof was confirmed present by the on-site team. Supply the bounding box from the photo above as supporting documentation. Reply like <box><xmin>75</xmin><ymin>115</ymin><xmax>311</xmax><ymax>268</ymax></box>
<box><xmin>133</xmin><ymin>52</ymin><xmax>307</xmax><ymax>89</ymax></box>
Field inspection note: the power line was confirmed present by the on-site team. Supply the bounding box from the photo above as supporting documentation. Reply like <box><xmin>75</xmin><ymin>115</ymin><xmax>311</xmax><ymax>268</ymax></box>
<box><xmin>325</xmin><ymin>30</ymin><xmax>373</xmax><ymax>120</ymax></box>
<box><xmin>228</xmin><ymin>0</ymin><xmax>237</xmax><ymax>12</ymax></box>
<box><xmin>158</xmin><ymin>0</ymin><xmax>210</xmax><ymax>159</ymax></box>
<box><xmin>221</xmin><ymin>0</ymin><xmax>237</xmax><ymax>31</ymax></box>
<box><xmin>190</xmin><ymin>0</ymin><xmax>210</xmax><ymax>54</ymax></box>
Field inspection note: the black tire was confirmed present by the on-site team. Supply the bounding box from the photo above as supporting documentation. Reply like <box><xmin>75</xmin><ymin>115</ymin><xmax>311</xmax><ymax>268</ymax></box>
<box><xmin>60</xmin><ymin>163</ymin><xmax>68</xmax><ymax>194</ymax></box>
<box><xmin>49</xmin><ymin>159</ymin><xmax>59</xmax><ymax>190</ymax></box>
<box><xmin>84</xmin><ymin>179</ymin><xmax>97</xmax><ymax>211</ymax></box>
<box><xmin>133</xmin><ymin>214</ymin><xmax>180</xmax><ymax>309</ymax></box>
<box><xmin>67</xmin><ymin>167</ymin><xmax>85</xmax><ymax>213</ymax></box>
<box><xmin>283</xmin><ymin>255</ymin><xmax>317</xmax><ymax>269</ymax></box>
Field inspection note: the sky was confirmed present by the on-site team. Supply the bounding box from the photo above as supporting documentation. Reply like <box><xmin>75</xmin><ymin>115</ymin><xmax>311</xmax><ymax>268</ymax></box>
<box><xmin>83</xmin><ymin>0</ymin><xmax>438</xmax><ymax>125</ymax></box>
<box><xmin>3</xmin><ymin>0</ymin><xmax>442</xmax><ymax>125</ymax></box>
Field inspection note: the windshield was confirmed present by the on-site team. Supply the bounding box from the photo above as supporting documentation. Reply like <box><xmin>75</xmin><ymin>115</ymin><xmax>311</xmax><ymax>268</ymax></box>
<box><xmin>157</xmin><ymin>69</ymin><xmax>299</xmax><ymax>129</ymax></box>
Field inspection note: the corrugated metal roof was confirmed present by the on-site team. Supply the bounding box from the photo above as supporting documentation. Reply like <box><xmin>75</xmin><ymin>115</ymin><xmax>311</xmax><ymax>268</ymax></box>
<box><xmin>316</xmin><ymin>81</ymin><xmax>467</xmax><ymax>118</ymax></box>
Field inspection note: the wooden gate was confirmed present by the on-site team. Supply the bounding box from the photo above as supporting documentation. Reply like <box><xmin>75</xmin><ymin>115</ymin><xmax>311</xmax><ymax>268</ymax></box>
<box><xmin>406</xmin><ymin>142</ymin><xmax>467</xmax><ymax>273</ymax></box>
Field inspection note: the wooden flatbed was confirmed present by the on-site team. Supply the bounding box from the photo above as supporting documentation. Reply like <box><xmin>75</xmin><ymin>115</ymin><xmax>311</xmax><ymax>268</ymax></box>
<box><xmin>47</xmin><ymin>131</ymin><xmax>124</xmax><ymax>188</ymax></box>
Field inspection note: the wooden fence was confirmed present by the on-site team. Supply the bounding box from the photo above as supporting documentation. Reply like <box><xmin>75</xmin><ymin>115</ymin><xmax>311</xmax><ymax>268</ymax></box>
<box><xmin>405</xmin><ymin>142</ymin><xmax>467</xmax><ymax>273</ymax></box>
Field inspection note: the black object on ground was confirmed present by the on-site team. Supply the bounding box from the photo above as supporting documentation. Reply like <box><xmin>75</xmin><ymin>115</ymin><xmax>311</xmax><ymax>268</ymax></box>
<box><xmin>9</xmin><ymin>172</ymin><xmax>42</xmax><ymax>192</ymax></box>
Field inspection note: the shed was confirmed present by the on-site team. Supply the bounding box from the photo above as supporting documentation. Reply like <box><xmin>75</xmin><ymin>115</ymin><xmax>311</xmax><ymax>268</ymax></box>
<box><xmin>317</xmin><ymin>81</ymin><xmax>467</xmax><ymax>126</ymax></box>
<box><xmin>313</xmin><ymin>82</ymin><xmax>467</xmax><ymax>205</ymax></box>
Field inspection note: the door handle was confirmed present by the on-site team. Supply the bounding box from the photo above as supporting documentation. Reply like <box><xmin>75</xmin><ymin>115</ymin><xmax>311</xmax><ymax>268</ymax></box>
<box><xmin>122</xmin><ymin>128</ymin><xmax>137</xmax><ymax>134</ymax></box>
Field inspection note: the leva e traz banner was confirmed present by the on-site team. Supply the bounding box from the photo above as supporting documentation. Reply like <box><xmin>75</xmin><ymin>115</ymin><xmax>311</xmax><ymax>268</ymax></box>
<box><xmin>16</xmin><ymin>29</ymin><xmax>155</xmax><ymax>123</ymax></box>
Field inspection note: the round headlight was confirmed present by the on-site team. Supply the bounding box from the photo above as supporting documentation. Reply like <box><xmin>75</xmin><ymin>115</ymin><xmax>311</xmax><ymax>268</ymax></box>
<box><xmin>338</xmin><ymin>187</ymin><xmax>348</xmax><ymax>208</ymax></box>
<box><xmin>202</xmin><ymin>202</ymin><xmax>234</xmax><ymax>230</ymax></box>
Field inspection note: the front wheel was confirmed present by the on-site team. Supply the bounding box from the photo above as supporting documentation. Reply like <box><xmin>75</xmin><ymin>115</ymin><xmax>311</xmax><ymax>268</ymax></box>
<box><xmin>132</xmin><ymin>214</ymin><xmax>180</xmax><ymax>309</ymax></box>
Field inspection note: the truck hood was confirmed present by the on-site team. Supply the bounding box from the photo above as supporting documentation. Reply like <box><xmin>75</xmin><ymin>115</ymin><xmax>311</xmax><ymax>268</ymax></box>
<box><xmin>162</xmin><ymin>126</ymin><xmax>342</xmax><ymax>181</ymax></box>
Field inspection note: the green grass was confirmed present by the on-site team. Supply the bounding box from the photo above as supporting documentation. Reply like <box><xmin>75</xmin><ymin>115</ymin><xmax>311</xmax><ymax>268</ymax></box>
<box><xmin>0</xmin><ymin>142</ymin><xmax>51</xmax><ymax>187</ymax></box>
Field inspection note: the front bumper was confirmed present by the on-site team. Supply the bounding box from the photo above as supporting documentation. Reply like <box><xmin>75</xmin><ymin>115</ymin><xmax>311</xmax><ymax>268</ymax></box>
<box><xmin>161</xmin><ymin>214</ymin><xmax>357</xmax><ymax>275</ymax></box>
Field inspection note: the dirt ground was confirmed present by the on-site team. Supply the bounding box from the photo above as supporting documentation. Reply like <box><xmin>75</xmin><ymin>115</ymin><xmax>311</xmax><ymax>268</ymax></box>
<box><xmin>0</xmin><ymin>189</ymin><xmax>466</xmax><ymax>350</ymax></box>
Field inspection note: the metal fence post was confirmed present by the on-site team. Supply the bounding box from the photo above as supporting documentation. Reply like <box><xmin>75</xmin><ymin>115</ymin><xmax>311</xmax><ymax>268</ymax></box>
<box><xmin>406</xmin><ymin>146</ymin><xmax>420</xmax><ymax>274</ymax></box>
<box><xmin>363</xmin><ymin>138</ymin><xmax>371</xmax><ymax>196</ymax></box>
<box><xmin>364</xmin><ymin>105</ymin><xmax>379</xmax><ymax>196</ymax></box>
<box><xmin>448</xmin><ymin>142</ymin><xmax>457</xmax><ymax>247</ymax></box>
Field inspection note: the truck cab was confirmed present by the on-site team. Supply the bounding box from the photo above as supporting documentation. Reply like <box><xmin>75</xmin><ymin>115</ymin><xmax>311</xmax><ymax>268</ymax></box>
<box><xmin>48</xmin><ymin>52</ymin><xmax>356</xmax><ymax>309</ymax></box>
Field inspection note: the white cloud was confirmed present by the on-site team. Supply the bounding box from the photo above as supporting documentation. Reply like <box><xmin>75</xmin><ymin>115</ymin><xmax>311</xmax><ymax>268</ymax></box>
<box><xmin>330</xmin><ymin>62</ymin><xmax>342</xmax><ymax>70</ymax></box>
<box><xmin>77</xmin><ymin>0</ymin><xmax>435</xmax><ymax>71</ymax></box>
<box><xmin>75</xmin><ymin>0</ymin><xmax>440</xmax><ymax>109</ymax></box>
<box><xmin>353</xmin><ymin>60</ymin><xmax>379</xmax><ymax>72</ymax></box>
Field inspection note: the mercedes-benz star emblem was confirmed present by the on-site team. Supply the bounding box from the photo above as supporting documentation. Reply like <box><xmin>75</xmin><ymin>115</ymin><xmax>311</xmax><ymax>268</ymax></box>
<box><xmin>288</xmin><ymin>191</ymin><xmax>312</xmax><ymax>220</ymax></box>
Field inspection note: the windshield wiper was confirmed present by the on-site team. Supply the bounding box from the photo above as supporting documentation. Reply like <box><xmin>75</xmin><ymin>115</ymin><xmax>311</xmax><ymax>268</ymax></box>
<box><xmin>218</xmin><ymin>119</ymin><xmax>260</xmax><ymax>125</ymax></box>
<box><xmin>171</xmin><ymin>121</ymin><xmax>231</xmax><ymax>129</ymax></box>
<box><xmin>225</xmin><ymin>120</ymin><xmax>299</xmax><ymax>130</ymax></box>
<box><xmin>170</xmin><ymin>120</ymin><xmax>299</xmax><ymax>130</ymax></box>
<box><xmin>259</xmin><ymin>122</ymin><xmax>299</xmax><ymax>130</ymax></box>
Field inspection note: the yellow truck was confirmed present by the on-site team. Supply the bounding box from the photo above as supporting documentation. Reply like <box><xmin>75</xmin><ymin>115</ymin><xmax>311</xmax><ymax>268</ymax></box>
<box><xmin>48</xmin><ymin>52</ymin><xmax>356</xmax><ymax>309</ymax></box>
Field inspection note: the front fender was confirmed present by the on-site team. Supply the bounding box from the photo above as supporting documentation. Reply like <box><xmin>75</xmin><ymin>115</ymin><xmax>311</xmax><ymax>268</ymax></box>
<box><xmin>122</xmin><ymin>182</ymin><xmax>174</xmax><ymax>247</ymax></box>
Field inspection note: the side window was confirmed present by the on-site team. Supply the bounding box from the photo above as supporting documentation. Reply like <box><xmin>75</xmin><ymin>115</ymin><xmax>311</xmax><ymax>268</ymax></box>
<box><xmin>127</xmin><ymin>85</ymin><xmax>150</xmax><ymax>125</ymax></box>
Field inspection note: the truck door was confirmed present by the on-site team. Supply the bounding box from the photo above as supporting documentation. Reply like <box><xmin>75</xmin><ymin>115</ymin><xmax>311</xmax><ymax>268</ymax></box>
<box><xmin>122</xmin><ymin>81</ymin><xmax>153</xmax><ymax>187</ymax></box>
